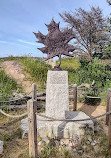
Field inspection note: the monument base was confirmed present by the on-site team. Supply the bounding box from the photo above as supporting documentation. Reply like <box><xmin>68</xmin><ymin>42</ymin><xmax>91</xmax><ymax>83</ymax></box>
<box><xmin>21</xmin><ymin>111</ymin><xmax>94</xmax><ymax>139</ymax></box>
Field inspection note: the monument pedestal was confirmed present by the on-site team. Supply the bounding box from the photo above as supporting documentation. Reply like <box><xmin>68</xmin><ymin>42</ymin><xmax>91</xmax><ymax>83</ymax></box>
<box><xmin>21</xmin><ymin>70</ymin><xmax>94</xmax><ymax>138</ymax></box>
<box><xmin>46</xmin><ymin>70</ymin><xmax>69</xmax><ymax>119</ymax></box>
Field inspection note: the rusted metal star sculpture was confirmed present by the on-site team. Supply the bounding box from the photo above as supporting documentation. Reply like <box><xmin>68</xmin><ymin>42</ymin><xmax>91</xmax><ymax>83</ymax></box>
<box><xmin>33</xmin><ymin>19</ymin><xmax>75</xmax><ymax>70</ymax></box>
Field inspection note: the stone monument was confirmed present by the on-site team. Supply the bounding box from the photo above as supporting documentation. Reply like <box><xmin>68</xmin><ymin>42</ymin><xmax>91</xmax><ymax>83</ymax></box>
<box><xmin>45</xmin><ymin>70</ymin><xmax>69</xmax><ymax>119</ymax></box>
<box><xmin>21</xmin><ymin>19</ymin><xmax>94</xmax><ymax>138</ymax></box>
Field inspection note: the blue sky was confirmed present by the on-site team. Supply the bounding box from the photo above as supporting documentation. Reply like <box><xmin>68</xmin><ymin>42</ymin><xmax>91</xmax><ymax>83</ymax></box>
<box><xmin>0</xmin><ymin>0</ymin><xmax>110</xmax><ymax>58</ymax></box>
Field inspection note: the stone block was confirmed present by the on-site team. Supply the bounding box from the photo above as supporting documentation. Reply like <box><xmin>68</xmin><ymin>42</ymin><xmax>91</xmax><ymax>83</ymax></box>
<box><xmin>21</xmin><ymin>111</ymin><xmax>94</xmax><ymax>139</ymax></box>
<box><xmin>0</xmin><ymin>140</ymin><xmax>3</xmax><ymax>154</ymax></box>
<box><xmin>45</xmin><ymin>70</ymin><xmax>69</xmax><ymax>119</ymax></box>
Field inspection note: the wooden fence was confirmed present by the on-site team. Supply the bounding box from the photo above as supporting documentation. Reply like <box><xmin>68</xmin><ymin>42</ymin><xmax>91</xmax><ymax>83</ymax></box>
<box><xmin>27</xmin><ymin>84</ymin><xmax>111</xmax><ymax>158</ymax></box>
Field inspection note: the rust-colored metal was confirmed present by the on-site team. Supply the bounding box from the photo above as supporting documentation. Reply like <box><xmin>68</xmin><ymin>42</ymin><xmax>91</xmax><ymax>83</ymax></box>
<box><xmin>33</xmin><ymin>19</ymin><xmax>75</xmax><ymax>70</ymax></box>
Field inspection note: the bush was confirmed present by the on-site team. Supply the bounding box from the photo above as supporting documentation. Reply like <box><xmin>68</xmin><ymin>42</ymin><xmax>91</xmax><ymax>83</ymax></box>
<box><xmin>75</xmin><ymin>58</ymin><xmax>111</xmax><ymax>89</ymax></box>
<box><xmin>57</xmin><ymin>57</ymin><xmax>111</xmax><ymax>94</ymax></box>
<box><xmin>79</xmin><ymin>56</ymin><xmax>90</xmax><ymax>67</ymax></box>
<box><xmin>60</xmin><ymin>57</ymin><xmax>111</xmax><ymax>104</ymax></box>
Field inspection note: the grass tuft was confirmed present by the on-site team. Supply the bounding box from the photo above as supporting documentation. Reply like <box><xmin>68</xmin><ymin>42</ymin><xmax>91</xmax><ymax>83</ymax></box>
<box><xmin>0</xmin><ymin>69</ymin><xmax>22</xmax><ymax>101</ymax></box>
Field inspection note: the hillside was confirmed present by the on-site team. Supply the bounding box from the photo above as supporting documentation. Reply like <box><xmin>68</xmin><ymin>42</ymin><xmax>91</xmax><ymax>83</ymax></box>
<box><xmin>0</xmin><ymin>57</ymin><xmax>111</xmax><ymax>157</ymax></box>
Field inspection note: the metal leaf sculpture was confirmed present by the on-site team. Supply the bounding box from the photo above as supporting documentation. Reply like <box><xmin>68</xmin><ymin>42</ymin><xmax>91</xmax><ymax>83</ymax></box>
<box><xmin>33</xmin><ymin>19</ymin><xmax>75</xmax><ymax>70</ymax></box>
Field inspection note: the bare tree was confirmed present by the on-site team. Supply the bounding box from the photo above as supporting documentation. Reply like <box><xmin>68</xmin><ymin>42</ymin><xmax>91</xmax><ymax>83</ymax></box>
<box><xmin>60</xmin><ymin>7</ymin><xmax>108</xmax><ymax>60</ymax></box>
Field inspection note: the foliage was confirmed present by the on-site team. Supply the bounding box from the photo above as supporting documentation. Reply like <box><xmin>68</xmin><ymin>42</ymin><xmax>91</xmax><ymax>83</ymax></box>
<box><xmin>60</xmin><ymin>7</ymin><xmax>109</xmax><ymax>60</ymax></box>
<box><xmin>104</xmin><ymin>43</ymin><xmax>111</xmax><ymax>59</ymax></box>
<box><xmin>19</xmin><ymin>57</ymin><xmax>51</xmax><ymax>89</ymax></box>
<box><xmin>60</xmin><ymin>57</ymin><xmax>111</xmax><ymax>103</ymax></box>
<box><xmin>0</xmin><ymin>70</ymin><xmax>22</xmax><ymax>101</ymax></box>
<box><xmin>40</xmin><ymin>121</ymin><xmax>110</xmax><ymax>158</ymax></box>
<box><xmin>1</xmin><ymin>56</ymin><xmax>51</xmax><ymax>90</ymax></box>
<box><xmin>77</xmin><ymin>58</ymin><xmax>111</xmax><ymax>103</ymax></box>
<box><xmin>40</xmin><ymin>144</ymin><xmax>76</xmax><ymax>158</ymax></box>
<box><xmin>100</xmin><ymin>81</ymin><xmax>111</xmax><ymax>104</ymax></box>
<box><xmin>75</xmin><ymin>58</ymin><xmax>111</xmax><ymax>89</ymax></box>
<box><xmin>58</xmin><ymin>57</ymin><xmax>111</xmax><ymax>93</ymax></box>
<box><xmin>80</xmin><ymin>121</ymin><xmax>110</xmax><ymax>157</ymax></box>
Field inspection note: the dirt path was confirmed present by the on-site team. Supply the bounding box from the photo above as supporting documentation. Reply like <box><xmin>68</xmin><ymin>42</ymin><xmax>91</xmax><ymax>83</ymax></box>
<box><xmin>77</xmin><ymin>103</ymin><xmax>108</xmax><ymax>135</ymax></box>
<box><xmin>1</xmin><ymin>61</ymin><xmax>32</xmax><ymax>93</ymax></box>
<box><xmin>77</xmin><ymin>103</ymin><xmax>106</xmax><ymax>117</ymax></box>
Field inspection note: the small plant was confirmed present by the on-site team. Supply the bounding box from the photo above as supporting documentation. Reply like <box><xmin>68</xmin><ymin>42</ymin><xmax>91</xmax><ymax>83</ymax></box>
<box><xmin>51</xmin><ymin>128</ymin><xmax>55</xmax><ymax>138</ymax></box>
<box><xmin>67</xmin><ymin>128</ymin><xmax>70</xmax><ymax>138</ymax></box>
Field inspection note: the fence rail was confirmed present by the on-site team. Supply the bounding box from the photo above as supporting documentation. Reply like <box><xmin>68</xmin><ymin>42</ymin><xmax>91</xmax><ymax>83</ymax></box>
<box><xmin>0</xmin><ymin>84</ymin><xmax>106</xmax><ymax>104</ymax></box>
<box><xmin>0</xmin><ymin>84</ymin><xmax>111</xmax><ymax>158</ymax></box>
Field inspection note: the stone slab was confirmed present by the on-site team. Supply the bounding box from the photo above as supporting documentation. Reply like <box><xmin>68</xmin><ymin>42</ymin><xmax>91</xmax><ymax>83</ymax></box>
<box><xmin>45</xmin><ymin>70</ymin><xmax>69</xmax><ymax>119</ymax></box>
<box><xmin>21</xmin><ymin>111</ymin><xmax>94</xmax><ymax>139</ymax></box>
<box><xmin>0</xmin><ymin>140</ymin><xmax>3</xmax><ymax>154</ymax></box>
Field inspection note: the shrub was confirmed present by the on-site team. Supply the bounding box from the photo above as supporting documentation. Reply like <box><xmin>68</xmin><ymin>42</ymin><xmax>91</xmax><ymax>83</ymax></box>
<box><xmin>75</xmin><ymin>58</ymin><xmax>111</xmax><ymax>89</ymax></box>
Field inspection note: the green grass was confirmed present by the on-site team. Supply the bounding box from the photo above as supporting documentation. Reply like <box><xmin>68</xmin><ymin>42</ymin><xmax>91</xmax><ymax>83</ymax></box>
<box><xmin>12</xmin><ymin>57</ymin><xmax>80</xmax><ymax>87</ymax></box>
<box><xmin>0</xmin><ymin>69</ymin><xmax>22</xmax><ymax>101</ymax></box>
<box><xmin>1</xmin><ymin>56</ymin><xmax>111</xmax><ymax>103</ymax></box>
<box><xmin>100</xmin><ymin>82</ymin><xmax>111</xmax><ymax>104</ymax></box>
<box><xmin>56</xmin><ymin>57</ymin><xmax>80</xmax><ymax>71</ymax></box>
<box><xmin>18</xmin><ymin>57</ymin><xmax>52</xmax><ymax>89</ymax></box>
<box><xmin>56</xmin><ymin>57</ymin><xmax>80</xmax><ymax>84</ymax></box>
<box><xmin>1</xmin><ymin>56</ymin><xmax>52</xmax><ymax>89</ymax></box>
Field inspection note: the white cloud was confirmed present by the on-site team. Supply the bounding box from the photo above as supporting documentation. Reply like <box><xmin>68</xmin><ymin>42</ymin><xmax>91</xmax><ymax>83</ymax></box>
<box><xmin>0</xmin><ymin>40</ymin><xmax>8</xmax><ymax>44</ymax></box>
<box><xmin>17</xmin><ymin>39</ymin><xmax>37</xmax><ymax>46</ymax></box>
<box><xmin>0</xmin><ymin>40</ymin><xmax>30</xmax><ymax>48</ymax></box>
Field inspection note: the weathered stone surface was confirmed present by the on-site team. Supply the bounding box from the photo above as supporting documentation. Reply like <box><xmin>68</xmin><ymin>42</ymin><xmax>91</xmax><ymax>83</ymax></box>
<box><xmin>21</xmin><ymin>70</ymin><xmax>94</xmax><ymax>139</ymax></box>
<box><xmin>21</xmin><ymin>111</ymin><xmax>94</xmax><ymax>139</ymax></box>
<box><xmin>0</xmin><ymin>140</ymin><xmax>3</xmax><ymax>154</ymax></box>
<box><xmin>45</xmin><ymin>70</ymin><xmax>69</xmax><ymax>119</ymax></box>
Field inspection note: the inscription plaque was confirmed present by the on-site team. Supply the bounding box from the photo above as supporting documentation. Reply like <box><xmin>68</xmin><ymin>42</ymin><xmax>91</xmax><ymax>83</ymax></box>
<box><xmin>50</xmin><ymin>73</ymin><xmax>67</xmax><ymax>84</ymax></box>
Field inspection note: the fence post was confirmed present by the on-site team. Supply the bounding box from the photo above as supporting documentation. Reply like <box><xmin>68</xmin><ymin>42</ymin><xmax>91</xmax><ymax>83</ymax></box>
<box><xmin>27</xmin><ymin>83</ymin><xmax>38</xmax><ymax>158</ymax></box>
<box><xmin>108</xmin><ymin>97</ymin><xmax>111</xmax><ymax>154</ymax></box>
<box><xmin>32</xmin><ymin>83</ymin><xmax>37</xmax><ymax>100</ymax></box>
<box><xmin>73</xmin><ymin>85</ymin><xmax>77</xmax><ymax>111</ymax></box>
<box><xmin>106</xmin><ymin>89</ymin><xmax>111</xmax><ymax>125</ymax></box>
